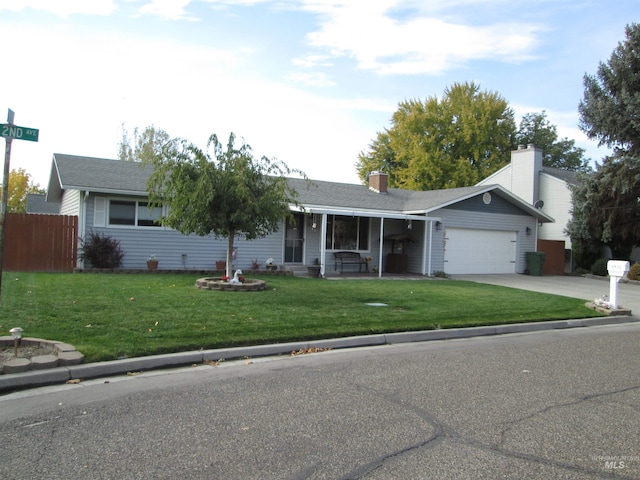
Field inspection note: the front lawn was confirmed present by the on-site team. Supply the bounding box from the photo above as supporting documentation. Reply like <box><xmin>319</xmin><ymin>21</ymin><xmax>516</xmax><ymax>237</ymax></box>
<box><xmin>0</xmin><ymin>273</ymin><xmax>602</xmax><ymax>362</ymax></box>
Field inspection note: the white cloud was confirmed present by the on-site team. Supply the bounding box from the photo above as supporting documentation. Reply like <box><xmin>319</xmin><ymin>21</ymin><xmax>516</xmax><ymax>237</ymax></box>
<box><xmin>298</xmin><ymin>0</ymin><xmax>542</xmax><ymax>75</ymax></box>
<box><xmin>287</xmin><ymin>72</ymin><xmax>336</xmax><ymax>87</ymax></box>
<box><xmin>137</xmin><ymin>0</ymin><xmax>198</xmax><ymax>20</ymax></box>
<box><xmin>0</xmin><ymin>20</ymin><xmax>388</xmax><ymax>186</ymax></box>
<box><xmin>292</xmin><ymin>53</ymin><xmax>334</xmax><ymax>68</ymax></box>
<box><xmin>0</xmin><ymin>0</ymin><xmax>117</xmax><ymax>16</ymax></box>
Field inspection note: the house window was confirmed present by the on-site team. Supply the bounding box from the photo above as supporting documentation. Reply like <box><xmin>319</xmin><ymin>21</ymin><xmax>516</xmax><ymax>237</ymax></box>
<box><xmin>108</xmin><ymin>200</ymin><xmax>162</xmax><ymax>227</ymax></box>
<box><xmin>326</xmin><ymin>215</ymin><xmax>369</xmax><ymax>251</ymax></box>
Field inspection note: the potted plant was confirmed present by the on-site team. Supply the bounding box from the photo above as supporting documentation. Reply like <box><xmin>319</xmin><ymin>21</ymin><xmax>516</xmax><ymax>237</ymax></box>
<box><xmin>265</xmin><ymin>258</ymin><xmax>277</xmax><ymax>271</ymax></box>
<box><xmin>250</xmin><ymin>258</ymin><xmax>261</xmax><ymax>273</ymax></box>
<box><xmin>147</xmin><ymin>254</ymin><xmax>159</xmax><ymax>270</ymax></box>
<box><xmin>307</xmin><ymin>258</ymin><xmax>321</xmax><ymax>278</ymax></box>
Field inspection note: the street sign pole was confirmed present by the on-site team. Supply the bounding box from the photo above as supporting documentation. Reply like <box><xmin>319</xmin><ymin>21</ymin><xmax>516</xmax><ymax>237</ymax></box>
<box><xmin>0</xmin><ymin>109</ymin><xmax>15</xmax><ymax>301</ymax></box>
<box><xmin>0</xmin><ymin>109</ymin><xmax>38</xmax><ymax>301</ymax></box>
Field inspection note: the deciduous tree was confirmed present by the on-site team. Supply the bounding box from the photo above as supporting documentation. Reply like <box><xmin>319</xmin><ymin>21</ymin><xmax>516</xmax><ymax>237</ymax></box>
<box><xmin>516</xmin><ymin>111</ymin><xmax>589</xmax><ymax>171</ymax></box>
<box><xmin>145</xmin><ymin>133</ymin><xmax>305</xmax><ymax>278</ymax></box>
<box><xmin>356</xmin><ymin>82</ymin><xmax>516</xmax><ymax>190</ymax></box>
<box><xmin>0</xmin><ymin>168</ymin><xmax>45</xmax><ymax>213</ymax></box>
<box><xmin>118</xmin><ymin>124</ymin><xmax>171</xmax><ymax>163</ymax></box>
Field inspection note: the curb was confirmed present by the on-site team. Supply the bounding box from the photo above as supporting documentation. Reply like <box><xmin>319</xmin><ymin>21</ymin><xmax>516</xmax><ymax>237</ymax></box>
<box><xmin>1</xmin><ymin>316</ymin><xmax>638</xmax><ymax>392</ymax></box>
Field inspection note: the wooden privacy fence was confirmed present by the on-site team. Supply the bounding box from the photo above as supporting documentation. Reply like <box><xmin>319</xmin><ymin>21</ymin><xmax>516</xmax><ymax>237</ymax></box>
<box><xmin>537</xmin><ymin>239</ymin><xmax>566</xmax><ymax>275</ymax></box>
<box><xmin>3</xmin><ymin>214</ymin><xmax>78</xmax><ymax>272</ymax></box>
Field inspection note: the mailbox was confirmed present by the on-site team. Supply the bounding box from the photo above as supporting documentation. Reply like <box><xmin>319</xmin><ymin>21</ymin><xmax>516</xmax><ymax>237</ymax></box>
<box><xmin>606</xmin><ymin>260</ymin><xmax>630</xmax><ymax>310</ymax></box>
<box><xmin>607</xmin><ymin>260</ymin><xmax>630</xmax><ymax>277</ymax></box>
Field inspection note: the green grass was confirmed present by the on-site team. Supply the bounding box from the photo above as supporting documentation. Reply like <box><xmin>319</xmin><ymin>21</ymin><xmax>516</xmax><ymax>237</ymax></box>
<box><xmin>0</xmin><ymin>273</ymin><xmax>602</xmax><ymax>362</ymax></box>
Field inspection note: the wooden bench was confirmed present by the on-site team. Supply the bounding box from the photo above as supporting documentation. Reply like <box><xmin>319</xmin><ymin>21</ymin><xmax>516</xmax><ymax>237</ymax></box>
<box><xmin>334</xmin><ymin>251</ymin><xmax>368</xmax><ymax>273</ymax></box>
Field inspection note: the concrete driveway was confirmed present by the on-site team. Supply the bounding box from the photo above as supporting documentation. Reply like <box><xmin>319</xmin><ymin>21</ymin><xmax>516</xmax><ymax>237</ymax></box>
<box><xmin>452</xmin><ymin>274</ymin><xmax>639</xmax><ymax>317</ymax></box>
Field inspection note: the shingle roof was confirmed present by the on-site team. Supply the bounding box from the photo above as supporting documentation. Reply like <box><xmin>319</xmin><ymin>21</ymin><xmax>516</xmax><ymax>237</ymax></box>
<box><xmin>26</xmin><ymin>194</ymin><xmax>60</xmax><ymax>214</ymax></box>
<box><xmin>542</xmin><ymin>167</ymin><xmax>580</xmax><ymax>186</ymax></box>
<box><xmin>47</xmin><ymin>153</ymin><xmax>551</xmax><ymax>221</ymax></box>
<box><xmin>49</xmin><ymin>153</ymin><xmax>154</xmax><ymax>196</ymax></box>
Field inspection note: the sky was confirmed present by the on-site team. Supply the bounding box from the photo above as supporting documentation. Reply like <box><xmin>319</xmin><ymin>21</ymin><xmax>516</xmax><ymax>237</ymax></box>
<box><xmin>0</xmin><ymin>0</ymin><xmax>636</xmax><ymax>189</ymax></box>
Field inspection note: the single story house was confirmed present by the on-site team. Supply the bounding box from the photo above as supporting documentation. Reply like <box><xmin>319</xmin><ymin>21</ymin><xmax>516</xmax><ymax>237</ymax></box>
<box><xmin>46</xmin><ymin>152</ymin><xmax>553</xmax><ymax>276</ymax></box>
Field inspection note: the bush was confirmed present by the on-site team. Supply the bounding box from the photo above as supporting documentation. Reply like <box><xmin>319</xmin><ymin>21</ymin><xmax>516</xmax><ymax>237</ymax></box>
<box><xmin>572</xmin><ymin>238</ymin><xmax>601</xmax><ymax>271</ymax></box>
<box><xmin>590</xmin><ymin>258</ymin><xmax>608</xmax><ymax>276</ymax></box>
<box><xmin>80</xmin><ymin>231</ymin><xmax>125</xmax><ymax>268</ymax></box>
<box><xmin>628</xmin><ymin>263</ymin><xmax>640</xmax><ymax>281</ymax></box>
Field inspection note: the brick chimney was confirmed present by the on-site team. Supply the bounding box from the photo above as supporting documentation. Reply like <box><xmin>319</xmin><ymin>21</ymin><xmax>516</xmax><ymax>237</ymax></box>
<box><xmin>368</xmin><ymin>171</ymin><xmax>388</xmax><ymax>193</ymax></box>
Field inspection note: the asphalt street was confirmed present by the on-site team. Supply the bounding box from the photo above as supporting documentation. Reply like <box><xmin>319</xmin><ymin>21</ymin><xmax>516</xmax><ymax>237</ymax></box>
<box><xmin>1</xmin><ymin>322</ymin><xmax>639</xmax><ymax>479</ymax></box>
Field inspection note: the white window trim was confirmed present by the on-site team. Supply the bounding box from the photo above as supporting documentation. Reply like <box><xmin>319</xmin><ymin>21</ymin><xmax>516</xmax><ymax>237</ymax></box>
<box><xmin>325</xmin><ymin>214</ymin><xmax>371</xmax><ymax>252</ymax></box>
<box><xmin>105</xmin><ymin>197</ymin><xmax>164</xmax><ymax>229</ymax></box>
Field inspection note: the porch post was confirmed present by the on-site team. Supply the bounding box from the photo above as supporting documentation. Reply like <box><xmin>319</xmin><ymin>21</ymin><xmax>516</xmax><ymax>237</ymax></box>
<box><xmin>427</xmin><ymin>220</ymin><xmax>433</xmax><ymax>276</ymax></box>
<box><xmin>421</xmin><ymin>219</ymin><xmax>428</xmax><ymax>275</ymax></box>
<box><xmin>320</xmin><ymin>213</ymin><xmax>327</xmax><ymax>277</ymax></box>
<box><xmin>378</xmin><ymin>217</ymin><xmax>384</xmax><ymax>278</ymax></box>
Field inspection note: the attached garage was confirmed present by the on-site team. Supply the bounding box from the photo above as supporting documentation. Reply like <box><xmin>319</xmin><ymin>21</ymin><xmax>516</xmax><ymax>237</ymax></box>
<box><xmin>444</xmin><ymin>228</ymin><xmax>517</xmax><ymax>274</ymax></box>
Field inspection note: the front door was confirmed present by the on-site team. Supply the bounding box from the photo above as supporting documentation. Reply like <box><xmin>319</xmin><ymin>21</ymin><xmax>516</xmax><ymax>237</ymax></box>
<box><xmin>285</xmin><ymin>213</ymin><xmax>304</xmax><ymax>263</ymax></box>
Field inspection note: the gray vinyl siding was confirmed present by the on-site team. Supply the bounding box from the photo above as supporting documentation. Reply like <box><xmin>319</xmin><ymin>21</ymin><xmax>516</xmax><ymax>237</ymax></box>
<box><xmin>445</xmin><ymin>192</ymin><xmax>530</xmax><ymax>216</ymax></box>
<box><xmin>60</xmin><ymin>189</ymin><xmax>81</xmax><ymax>216</ymax></box>
<box><xmin>433</xmin><ymin>207</ymin><xmax>537</xmax><ymax>273</ymax></box>
<box><xmin>83</xmin><ymin>193</ymin><xmax>287</xmax><ymax>270</ymax></box>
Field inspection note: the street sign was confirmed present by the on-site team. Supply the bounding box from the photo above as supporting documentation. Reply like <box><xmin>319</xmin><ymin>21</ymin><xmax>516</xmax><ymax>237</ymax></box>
<box><xmin>1</xmin><ymin>123</ymin><xmax>39</xmax><ymax>142</ymax></box>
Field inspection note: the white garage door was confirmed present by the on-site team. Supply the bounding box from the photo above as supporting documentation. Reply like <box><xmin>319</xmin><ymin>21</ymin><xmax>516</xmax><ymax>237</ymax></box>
<box><xmin>444</xmin><ymin>228</ymin><xmax>517</xmax><ymax>274</ymax></box>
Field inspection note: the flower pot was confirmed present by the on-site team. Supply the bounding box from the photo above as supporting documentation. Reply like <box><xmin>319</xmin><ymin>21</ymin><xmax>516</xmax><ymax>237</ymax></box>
<box><xmin>216</xmin><ymin>261</ymin><xmax>226</xmax><ymax>271</ymax></box>
<box><xmin>147</xmin><ymin>260</ymin><xmax>158</xmax><ymax>270</ymax></box>
<box><xmin>307</xmin><ymin>266</ymin><xmax>321</xmax><ymax>278</ymax></box>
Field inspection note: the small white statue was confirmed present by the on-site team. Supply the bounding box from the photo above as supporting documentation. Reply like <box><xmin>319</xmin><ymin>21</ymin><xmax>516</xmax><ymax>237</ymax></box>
<box><xmin>229</xmin><ymin>269</ymin><xmax>243</xmax><ymax>284</ymax></box>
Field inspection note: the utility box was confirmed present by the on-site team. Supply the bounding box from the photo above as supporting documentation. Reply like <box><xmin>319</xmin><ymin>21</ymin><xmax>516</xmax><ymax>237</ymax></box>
<box><xmin>526</xmin><ymin>251</ymin><xmax>546</xmax><ymax>276</ymax></box>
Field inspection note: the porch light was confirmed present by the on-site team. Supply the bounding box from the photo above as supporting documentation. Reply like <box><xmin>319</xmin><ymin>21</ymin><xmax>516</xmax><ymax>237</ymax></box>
<box><xmin>407</xmin><ymin>219</ymin><xmax>413</xmax><ymax>230</ymax></box>
<box><xmin>435</xmin><ymin>221</ymin><xmax>442</xmax><ymax>231</ymax></box>
<box><xmin>525</xmin><ymin>227</ymin><xmax>531</xmax><ymax>235</ymax></box>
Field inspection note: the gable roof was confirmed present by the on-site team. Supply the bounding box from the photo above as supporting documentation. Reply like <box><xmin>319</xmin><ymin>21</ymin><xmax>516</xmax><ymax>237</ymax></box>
<box><xmin>47</xmin><ymin>153</ymin><xmax>154</xmax><ymax>202</ymax></box>
<box><xmin>541</xmin><ymin>166</ymin><xmax>580</xmax><ymax>186</ymax></box>
<box><xmin>47</xmin><ymin>153</ymin><xmax>553</xmax><ymax>222</ymax></box>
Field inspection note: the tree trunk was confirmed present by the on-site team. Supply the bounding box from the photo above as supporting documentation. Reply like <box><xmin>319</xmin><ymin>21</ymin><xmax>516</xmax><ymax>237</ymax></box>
<box><xmin>226</xmin><ymin>232</ymin><xmax>235</xmax><ymax>278</ymax></box>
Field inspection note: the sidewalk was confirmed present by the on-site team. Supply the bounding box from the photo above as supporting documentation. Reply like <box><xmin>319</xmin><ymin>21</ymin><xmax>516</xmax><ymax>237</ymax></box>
<box><xmin>1</xmin><ymin>314</ymin><xmax>637</xmax><ymax>393</ymax></box>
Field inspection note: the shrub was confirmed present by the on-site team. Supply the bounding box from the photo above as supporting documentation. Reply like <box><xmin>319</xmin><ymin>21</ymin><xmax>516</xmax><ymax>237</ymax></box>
<box><xmin>572</xmin><ymin>239</ymin><xmax>601</xmax><ymax>271</ymax></box>
<box><xmin>628</xmin><ymin>264</ymin><xmax>640</xmax><ymax>281</ymax></box>
<box><xmin>80</xmin><ymin>231</ymin><xmax>125</xmax><ymax>268</ymax></box>
<box><xmin>590</xmin><ymin>258</ymin><xmax>608</xmax><ymax>276</ymax></box>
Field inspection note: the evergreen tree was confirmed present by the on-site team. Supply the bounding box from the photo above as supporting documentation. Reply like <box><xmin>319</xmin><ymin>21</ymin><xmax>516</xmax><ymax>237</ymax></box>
<box><xmin>569</xmin><ymin>23</ymin><xmax>640</xmax><ymax>258</ymax></box>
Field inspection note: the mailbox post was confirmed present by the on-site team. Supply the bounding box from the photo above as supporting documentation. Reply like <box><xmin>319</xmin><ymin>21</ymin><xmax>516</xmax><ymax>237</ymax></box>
<box><xmin>607</xmin><ymin>260</ymin><xmax>630</xmax><ymax>309</ymax></box>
